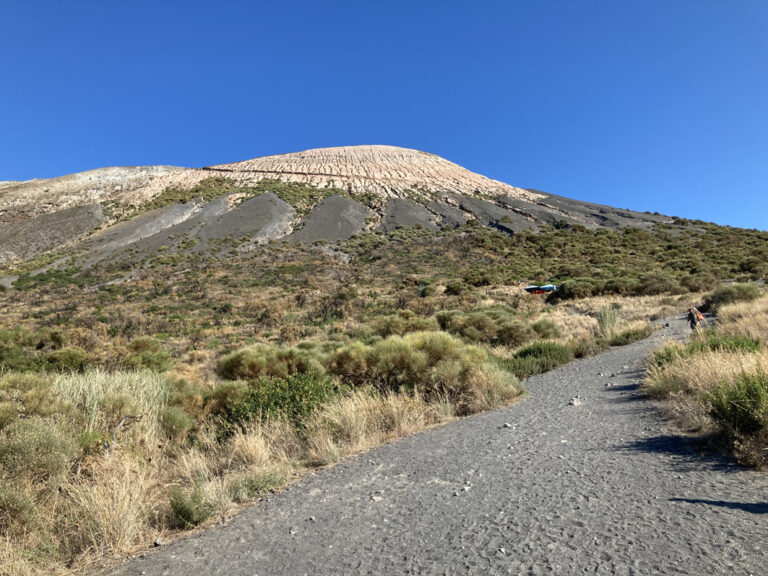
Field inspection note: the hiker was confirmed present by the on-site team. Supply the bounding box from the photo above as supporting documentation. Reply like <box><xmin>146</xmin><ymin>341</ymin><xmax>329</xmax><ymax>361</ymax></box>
<box><xmin>687</xmin><ymin>307</ymin><xmax>706</xmax><ymax>331</ymax></box>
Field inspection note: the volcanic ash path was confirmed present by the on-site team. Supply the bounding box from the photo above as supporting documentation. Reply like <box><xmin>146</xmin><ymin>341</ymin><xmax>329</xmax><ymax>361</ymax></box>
<box><xmin>110</xmin><ymin>317</ymin><xmax>768</xmax><ymax>576</ymax></box>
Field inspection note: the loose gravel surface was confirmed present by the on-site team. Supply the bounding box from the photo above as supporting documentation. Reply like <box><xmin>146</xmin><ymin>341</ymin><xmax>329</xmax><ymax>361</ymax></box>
<box><xmin>110</xmin><ymin>317</ymin><xmax>768</xmax><ymax>576</ymax></box>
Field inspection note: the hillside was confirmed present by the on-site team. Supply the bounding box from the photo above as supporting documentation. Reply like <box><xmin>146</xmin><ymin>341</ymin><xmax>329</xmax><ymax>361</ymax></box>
<box><xmin>0</xmin><ymin>145</ymin><xmax>671</xmax><ymax>268</ymax></box>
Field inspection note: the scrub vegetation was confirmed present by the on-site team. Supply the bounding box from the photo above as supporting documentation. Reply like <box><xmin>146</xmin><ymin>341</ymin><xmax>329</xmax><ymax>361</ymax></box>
<box><xmin>0</xmin><ymin>202</ymin><xmax>765</xmax><ymax>574</ymax></box>
<box><xmin>644</xmin><ymin>285</ymin><xmax>768</xmax><ymax>467</ymax></box>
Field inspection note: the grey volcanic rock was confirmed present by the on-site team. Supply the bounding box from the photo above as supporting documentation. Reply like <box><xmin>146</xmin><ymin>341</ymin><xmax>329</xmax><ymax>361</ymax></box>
<box><xmin>80</xmin><ymin>193</ymin><xmax>295</xmax><ymax>267</ymax></box>
<box><xmin>379</xmin><ymin>198</ymin><xmax>438</xmax><ymax>232</ymax></box>
<box><xmin>106</xmin><ymin>317</ymin><xmax>768</xmax><ymax>576</ymax></box>
<box><xmin>85</xmin><ymin>202</ymin><xmax>201</xmax><ymax>255</ymax></box>
<box><xmin>287</xmin><ymin>196</ymin><xmax>372</xmax><ymax>243</ymax></box>
<box><xmin>445</xmin><ymin>193</ymin><xmax>536</xmax><ymax>234</ymax></box>
<box><xmin>426</xmin><ymin>200</ymin><xmax>468</xmax><ymax>228</ymax></box>
<box><xmin>522</xmin><ymin>190</ymin><xmax>671</xmax><ymax>230</ymax></box>
<box><xmin>198</xmin><ymin>193</ymin><xmax>295</xmax><ymax>247</ymax></box>
<box><xmin>0</xmin><ymin>203</ymin><xmax>104</xmax><ymax>265</ymax></box>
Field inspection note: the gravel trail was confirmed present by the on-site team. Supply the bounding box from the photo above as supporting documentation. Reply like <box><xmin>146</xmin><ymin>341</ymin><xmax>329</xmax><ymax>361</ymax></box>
<box><xmin>110</xmin><ymin>317</ymin><xmax>767</xmax><ymax>575</ymax></box>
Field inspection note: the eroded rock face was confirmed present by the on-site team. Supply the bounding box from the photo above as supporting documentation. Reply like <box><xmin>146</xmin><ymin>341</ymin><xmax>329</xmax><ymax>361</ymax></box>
<box><xmin>207</xmin><ymin>145</ymin><xmax>541</xmax><ymax>201</ymax></box>
<box><xmin>0</xmin><ymin>166</ymin><xmax>209</xmax><ymax>226</ymax></box>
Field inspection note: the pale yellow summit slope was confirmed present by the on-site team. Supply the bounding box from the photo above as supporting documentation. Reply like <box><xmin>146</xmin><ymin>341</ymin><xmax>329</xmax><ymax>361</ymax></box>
<box><xmin>0</xmin><ymin>145</ymin><xmax>538</xmax><ymax>225</ymax></box>
<box><xmin>207</xmin><ymin>145</ymin><xmax>541</xmax><ymax>200</ymax></box>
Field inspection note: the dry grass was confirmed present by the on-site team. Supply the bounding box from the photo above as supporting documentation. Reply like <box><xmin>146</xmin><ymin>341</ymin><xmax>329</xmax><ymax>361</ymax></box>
<box><xmin>64</xmin><ymin>454</ymin><xmax>159</xmax><ymax>558</ymax></box>
<box><xmin>563</xmin><ymin>293</ymin><xmax>703</xmax><ymax>323</ymax></box>
<box><xmin>716</xmin><ymin>297</ymin><xmax>768</xmax><ymax>341</ymax></box>
<box><xmin>306</xmin><ymin>391</ymin><xmax>436</xmax><ymax>465</ymax></box>
<box><xmin>647</xmin><ymin>349</ymin><xmax>768</xmax><ymax>399</ymax></box>
<box><xmin>644</xmin><ymin>295</ymin><xmax>768</xmax><ymax>465</ymax></box>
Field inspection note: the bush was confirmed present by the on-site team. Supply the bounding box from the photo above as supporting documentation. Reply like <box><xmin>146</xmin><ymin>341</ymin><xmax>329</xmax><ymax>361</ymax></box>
<box><xmin>370</xmin><ymin>311</ymin><xmax>438</xmax><ymax>337</ymax></box>
<box><xmin>444</xmin><ymin>280</ymin><xmax>468</xmax><ymax>296</ymax></box>
<box><xmin>550</xmin><ymin>278</ymin><xmax>599</xmax><ymax>301</ymax></box>
<box><xmin>531</xmin><ymin>318</ymin><xmax>561</xmax><ymax>339</ymax></box>
<box><xmin>230</xmin><ymin>472</ymin><xmax>285</xmax><ymax>503</ymax></box>
<box><xmin>169</xmin><ymin>483</ymin><xmax>215</xmax><ymax>528</ymax></box>
<box><xmin>702</xmin><ymin>283</ymin><xmax>763</xmax><ymax>312</ymax></box>
<box><xmin>496</xmin><ymin>320</ymin><xmax>534</xmax><ymax>347</ymax></box>
<box><xmin>608</xmin><ymin>324</ymin><xmax>653</xmax><ymax>346</ymax></box>
<box><xmin>160</xmin><ymin>406</ymin><xmax>196</xmax><ymax>441</ymax></box>
<box><xmin>46</xmin><ymin>346</ymin><xmax>91</xmax><ymax>372</ymax></box>
<box><xmin>216</xmin><ymin>344</ymin><xmax>324</xmax><ymax>381</ymax></box>
<box><xmin>596</xmin><ymin>305</ymin><xmax>619</xmax><ymax>336</ymax></box>
<box><xmin>328</xmin><ymin>332</ymin><xmax>521</xmax><ymax>414</ymax></box>
<box><xmin>705</xmin><ymin>370</ymin><xmax>768</xmax><ymax>435</ymax></box>
<box><xmin>500</xmin><ymin>341</ymin><xmax>574</xmax><ymax>379</ymax></box>
<box><xmin>0</xmin><ymin>417</ymin><xmax>77</xmax><ymax>485</ymax></box>
<box><xmin>0</xmin><ymin>373</ymin><xmax>63</xmax><ymax>430</ymax></box>
<box><xmin>222</xmin><ymin>372</ymin><xmax>337</xmax><ymax>427</ymax></box>
<box><xmin>571</xmin><ymin>337</ymin><xmax>609</xmax><ymax>358</ymax></box>
<box><xmin>125</xmin><ymin>337</ymin><xmax>173</xmax><ymax>372</ymax></box>
<box><xmin>635</xmin><ymin>272</ymin><xmax>682</xmax><ymax>296</ymax></box>
<box><xmin>0</xmin><ymin>484</ymin><xmax>36</xmax><ymax>533</ymax></box>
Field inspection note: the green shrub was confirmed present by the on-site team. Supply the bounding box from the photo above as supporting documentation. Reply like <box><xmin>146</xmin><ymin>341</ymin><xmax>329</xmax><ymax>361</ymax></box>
<box><xmin>0</xmin><ymin>329</ymin><xmax>43</xmax><ymax>373</ymax></box>
<box><xmin>456</xmin><ymin>313</ymin><xmax>497</xmax><ymax>343</ymax></box>
<box><xmin>230</xmin><ymin>471</ymin><xmax>285</xmax><ymax>503</ymax></box>
<box><xmin>444</xmin><ymin>280</ymin><xmax>468</xmax><ymax>296</ymax></box>
<box><xmin>0</xmin><ymin>373</ymin><xmax>63</xmax><ymax>430</ymax></box>
<box><xmin>0</xmin><ymin>485</ymin><xmax>36</xmax><ymax>533</ymax></box>
<box><xmin>216</xmin><ymin>344</ymin><xmax>324</xmax><ymax>381</ymax></box>
<box><xmin>46</xmin><ymin>346</ymin><xmax>91</xmax><ymax>372</ymax></box>
<box><xmin>531</xmin><ymin>318</ymin><xmax>561</xmax><ymax>339</ymax></box>
<box><xmin>464</xmin><ymin>269</ymin><xmax>494</xmax><ymax>287</ymax></box>
<box><xmin>609</xmin><ymin>324</ymin><xmax>653</xmax><ymax>346</ymax></box>
<box><xmin>702</xmin><ymin>283</ymin><xmax>763</xmax><ymax>312</ymax></box>
<box><xmin>688</xmin><ymin>331</ymin><xmax>761</xmax><ymax>354</ymax></box>
<box><xmin>328</xmin><ymin>332</ymin><xmax>520</xmax><ymax>414</ymax></box>
<box><xmin>571</xmin><ymin>337</ymin><xmax>609</xmax><ymax>358</ymax></box>
<box><xmin>550</xmin><ymin>278</ymin><xmax>599</xmax><ymax>301</ymax></box>
<box><xmin>160</xmin><ymin>406</ymin><xmax>196</xmax><ymax>441</ymax></box>
<box><xmin>635</xmin><ymin>272</ymin><xmax>682</xmax><ymax>296</ymax></box>
<box><xmin>500</xmin><ymin>341</ymin><xmax>574</xmax><ymax>379</ymax></box>
<box><xmin>705</xmin><ymin>370</ymin><xmax>768</xmax><ymax>435</ymax></box>
<box><xmin>496</xmin><ymin>320</ymin><xmax>534</xmax><ymax>347</ymax></box>
<box><xmin>681</xmin><ymin>273</ymin><xmax>718</xmax><ymax>293</ymax></box>
<box><xmin>0</xmin><ymin>417</ymin><xmax>77</xmax><ymax>484</ymax></box>
<box><xmin>169</xmin><ymin>483</ymin><xmax>215</xmax><ymax>528</ymax></box>
<box><xmin>370</xmin><ymin>311</ymin><xmax>438</xmax><ymax>337</ymax></box>
<box><xmin>125</xmin><ymin>338</ymin><xmax>173</xmax><ymax>372</ymax></box>
<box><xmin>222</xmin><ymin>372</ymin><xmax>336</xmax><ymax>427</ymax></box>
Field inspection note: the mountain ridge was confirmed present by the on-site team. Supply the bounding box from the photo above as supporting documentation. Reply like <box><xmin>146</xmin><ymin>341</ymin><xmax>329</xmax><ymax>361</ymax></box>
<box><xmin>0</xmin><ymin>145</ymin><xmax>672</xmax><ymax>268</ymax></box>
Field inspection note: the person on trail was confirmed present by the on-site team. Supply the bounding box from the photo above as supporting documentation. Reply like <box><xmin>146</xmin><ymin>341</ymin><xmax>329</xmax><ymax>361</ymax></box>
<box><xmin>687</xmin><ymin>307</ymin><xmax>706</xmax><ymax>331</ymax></box>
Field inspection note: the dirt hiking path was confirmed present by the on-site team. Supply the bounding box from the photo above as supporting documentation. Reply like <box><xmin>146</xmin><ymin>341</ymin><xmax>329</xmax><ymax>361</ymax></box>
<box><xmin>110</xmin><ymin>317</ymin><xmax>767</xmax><ymax>575</ymax></box>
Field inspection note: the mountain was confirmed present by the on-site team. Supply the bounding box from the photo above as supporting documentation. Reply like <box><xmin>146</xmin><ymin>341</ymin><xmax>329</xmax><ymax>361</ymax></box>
<box><xmin>0</xmin><ymin>145</ymin><xmax>671</xmax><ymax>268</ymax></box>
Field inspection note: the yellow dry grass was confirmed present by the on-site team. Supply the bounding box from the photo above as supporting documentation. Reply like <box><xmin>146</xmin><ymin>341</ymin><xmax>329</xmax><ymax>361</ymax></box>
<box><xmin>64</xmin><ymin>454</ymin><xmax>159</xmax><ymax>558</ymax></box>
<box><xmin>717</xmin><ymin>297</ymin><xmax>768</xmax><ymax>341</ymax></box>
<box><xmin>646</xmin><ymin>349</ymin><xmax>768</xmax><ymax>398</ymax></box>
<box><xmin>563</xmin><ymin>293</ymin><xmax>704</xmax><ymax>323</ymax></box>
<box><xmin>306</xmin><ymin>391</ymin><xmax>435</xmax><ymax>465</ymax></box>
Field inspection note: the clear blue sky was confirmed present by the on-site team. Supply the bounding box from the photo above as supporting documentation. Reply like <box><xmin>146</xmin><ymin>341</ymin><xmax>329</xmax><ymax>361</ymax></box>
<box><xmin>1</xmin><ymin>1</ymin><xmax>766</xmax><ymax>229</ymax></box>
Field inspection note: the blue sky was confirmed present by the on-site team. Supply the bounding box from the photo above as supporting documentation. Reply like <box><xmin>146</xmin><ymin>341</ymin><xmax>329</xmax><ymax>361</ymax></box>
<box><xmin>1</xmin><ymin>1</ymin><xmax>766</xmax><ymax>229</ymax></box>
